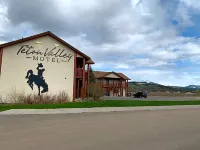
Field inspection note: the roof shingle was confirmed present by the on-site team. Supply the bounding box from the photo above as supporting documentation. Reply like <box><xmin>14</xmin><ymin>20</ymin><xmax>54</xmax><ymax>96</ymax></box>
<box><xmin>93</xmin><ymin>71</ymin><xmax>131</xmax><ymax>80</ymax></box>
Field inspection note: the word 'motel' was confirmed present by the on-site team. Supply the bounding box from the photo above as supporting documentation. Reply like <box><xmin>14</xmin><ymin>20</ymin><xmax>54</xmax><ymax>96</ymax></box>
<box><xmin>17</xmin><ymin>45</ymin><xmax>73</xmax><ymax>63</ymax></box>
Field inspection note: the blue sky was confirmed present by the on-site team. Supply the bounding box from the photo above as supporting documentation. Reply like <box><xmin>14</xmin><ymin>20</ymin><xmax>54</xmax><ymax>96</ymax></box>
<box><xmin>0</xmin><ymin>0</ymin><xmax>200</xmax><ymax>86</ymax></box>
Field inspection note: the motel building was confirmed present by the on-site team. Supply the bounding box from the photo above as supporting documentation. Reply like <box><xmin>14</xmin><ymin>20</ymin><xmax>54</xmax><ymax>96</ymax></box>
<box><xmin>93</xmin><ymin>71</ymin><xmax>131</xmax><ymax>97</ymax></box>
<box><xmin>0</xmin><ymin>31</ymin><xmax>94</xmax><ymax>102</ymax></box>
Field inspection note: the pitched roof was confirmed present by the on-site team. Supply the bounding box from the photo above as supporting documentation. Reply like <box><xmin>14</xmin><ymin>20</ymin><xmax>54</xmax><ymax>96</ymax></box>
<box><xmin>86</xmin><ymin>59</ymin><xmax>95</xmax><ymax>64</ymax></box>
<box><xmin>0</xmin><ymin>31</ymin><xmax>91</xmax><ymax>60</ymax></box>
<box><xmin>117</xmin><ymin>73</ymin><xmax>131</xmax><ymax>80</ymax></box>
<box><xmin>93</xmin><ymin>71</ymin><xmax>131</xmax><ymax>80</ymax></box>
<box><xmin>93</xmin><ymin>71</ymin><xmax>108</xmax><ymax>78</ymax></box>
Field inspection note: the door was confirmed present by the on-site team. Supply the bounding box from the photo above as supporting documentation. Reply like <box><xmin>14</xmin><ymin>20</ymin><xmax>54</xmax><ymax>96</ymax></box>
<box><xmin>76</xmin><ymin>79</ymin><xmax>82</xmax><ymax>98</ymax></box>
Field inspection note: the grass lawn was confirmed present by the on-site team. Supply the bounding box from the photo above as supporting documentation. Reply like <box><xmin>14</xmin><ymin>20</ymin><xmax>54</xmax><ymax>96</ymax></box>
<box><xmin>1</xmin><ymin>100</ymin><xmax>200</xmax><ymax>112</ymax></box>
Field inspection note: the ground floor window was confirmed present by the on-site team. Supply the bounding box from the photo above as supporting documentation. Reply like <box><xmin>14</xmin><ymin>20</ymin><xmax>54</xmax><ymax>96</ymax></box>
<box><xmin>106</xmin><ymin>91</ymin><xmax>110</xmax><ymax>96</ymax></box>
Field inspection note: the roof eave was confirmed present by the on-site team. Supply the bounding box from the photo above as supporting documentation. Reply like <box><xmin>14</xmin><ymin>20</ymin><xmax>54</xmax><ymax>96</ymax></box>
<box><xmin>0</xmin><ymin>31</ymin><xmax>91</xmax><ymax>60</ymax></box>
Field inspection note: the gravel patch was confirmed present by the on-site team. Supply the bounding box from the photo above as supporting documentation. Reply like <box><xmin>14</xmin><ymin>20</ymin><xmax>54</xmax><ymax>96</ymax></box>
<box><xmin>104</xmin><ymin>96</ymin><xmax>200</xmax><ymax>101</ymax></box>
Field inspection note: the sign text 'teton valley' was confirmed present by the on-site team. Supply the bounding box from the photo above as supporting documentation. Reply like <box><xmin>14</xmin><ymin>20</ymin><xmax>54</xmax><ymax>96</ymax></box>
<box><xmin>17</xmin><ymin>45</ymin><xmax>73</xmax><ymax>63</ymax></box>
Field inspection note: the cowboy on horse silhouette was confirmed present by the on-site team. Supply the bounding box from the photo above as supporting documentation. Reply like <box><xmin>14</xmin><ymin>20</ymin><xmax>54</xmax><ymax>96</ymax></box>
<box><xmin>25</xmin><ymin>63</ymin><xmax>49</xmax><ymax>95</ymax></box>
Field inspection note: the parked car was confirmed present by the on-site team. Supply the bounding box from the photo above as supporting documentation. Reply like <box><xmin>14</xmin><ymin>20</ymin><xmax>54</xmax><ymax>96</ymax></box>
<box><xmin>133</xmin><ymin>91</ymin><xmax>147</xmax><ymax>98</ymax></box>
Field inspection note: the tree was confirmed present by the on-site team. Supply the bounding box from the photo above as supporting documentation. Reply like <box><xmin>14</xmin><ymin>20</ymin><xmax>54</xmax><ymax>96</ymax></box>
<box><xmin>89</xmin><ymin>66</ymin><xmax>96</xmax><ymax>83</ymax></box>
<box><xmin>87</xmin><ymin>83</ymin><xmax>104</xmax><ymax>101</ymax></box>
<box><xmin>86</xmin><ymin>66</ymin><xmax>96</xmax><ymax>99</ymax></box>
<box><xmin>196</xmin><ymin>90</ymin><xmax>200</xmax><ymax>95</ymax></box>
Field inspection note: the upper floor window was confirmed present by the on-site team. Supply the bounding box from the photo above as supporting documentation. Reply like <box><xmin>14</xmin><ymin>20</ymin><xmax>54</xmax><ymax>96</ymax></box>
<box><xmin>106</xmin><ymin>79</ymin><xmax>109</xmax><ymax>85</ymax></box>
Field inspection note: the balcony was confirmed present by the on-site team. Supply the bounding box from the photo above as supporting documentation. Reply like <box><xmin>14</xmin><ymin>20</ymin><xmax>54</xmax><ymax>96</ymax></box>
<box><xmin>101</xmin><ymin>82</ymin><xmax>126</xmax><ymax>88</ymax></box>
<box><xmin>76</xmin><ymin>68</ymin><xmax>88</xmax><ymax>78</ymax></box>
<box><xmin>85</xmin><ymin>71</ymin><xmax>88</xmax><ymax>79</ymax></box>
<box><xmin>104</xmin><ymin>83</ymin><xmax>119</xmax><ymax>87</ymax></box>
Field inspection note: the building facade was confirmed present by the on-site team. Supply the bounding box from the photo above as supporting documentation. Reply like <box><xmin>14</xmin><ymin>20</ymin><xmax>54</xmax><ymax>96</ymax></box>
<box><xmin>0</xmin><ymin>31</ymin><xmax>94</xmax><ymax>102</ymax></box>
<box><xmin>93</xmin><ymin>71</ymin><xmax>130</xmax><ymax>97</ymax></box>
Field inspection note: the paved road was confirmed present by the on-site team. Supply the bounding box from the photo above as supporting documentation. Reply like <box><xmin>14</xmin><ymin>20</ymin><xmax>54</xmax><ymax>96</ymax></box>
<box><xmin>1</xmin><ymin>109</ymin><xmax>200</xmax><ymax>150</ymax></box>
<box><xmin>104</xmin><ymin>96</ymin><xmax>200</xmax><ymax>101</ymax></box>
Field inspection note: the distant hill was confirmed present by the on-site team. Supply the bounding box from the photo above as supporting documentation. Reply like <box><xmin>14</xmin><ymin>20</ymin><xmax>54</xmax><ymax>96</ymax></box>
<box><xmin>128</xmin><ymin>81</ymin><xmax>199</xmax><ymax>93</ymax></box>
<box><xmin>185</xmin><ymin>85</ymin><xmax>200</xmax><ymax>89</ymax></box>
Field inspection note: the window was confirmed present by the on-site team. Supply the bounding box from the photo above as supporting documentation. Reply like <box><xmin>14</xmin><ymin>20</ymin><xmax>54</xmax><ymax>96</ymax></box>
<box><xmin>106</xmin><ymin>79</ymin><xmax>109</xmax><ymax>85</ymax></box>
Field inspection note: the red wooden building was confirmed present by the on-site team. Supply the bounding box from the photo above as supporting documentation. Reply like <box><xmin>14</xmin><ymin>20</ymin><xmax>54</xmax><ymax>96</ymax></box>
<box><xmin>93</xmin><ymin>71</ymin><xmax>131</xmax><ymax>97</ymax></box>
<box><xmin>75</xmin><ymin>59</ymin><xmax>94</xmax><ymax>99</ymax></box>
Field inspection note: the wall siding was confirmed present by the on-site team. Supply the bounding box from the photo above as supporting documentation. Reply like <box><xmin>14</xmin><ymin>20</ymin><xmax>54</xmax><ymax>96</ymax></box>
<box><xmin>105</xmin><ymin>73</ymin><xmax>120</xmax><ymax>78</ymax></box>
<box><xmin>0</xmin><ymin>35</ymin><xmax>75</xmax><ymax>102</ymax></box>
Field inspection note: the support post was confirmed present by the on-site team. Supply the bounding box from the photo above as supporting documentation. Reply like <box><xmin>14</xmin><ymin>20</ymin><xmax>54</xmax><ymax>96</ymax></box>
<box><xmin>0</xmin><ymin>48</ymin><xmax>3</xmax><ymax>75</ymax></box>
<box><xmin>86</xmin><ymin>64</ymin><xmax>90</xmax><ymax>98</ymax></box>
<box><xmin>73</xmin><ymin>53</ymin><xmax>77</xmax><ymax>101</ymax></box>
<box><xmin>82</xmin><ymin>58</ymin><xmax>86</xmax><ymax>98</ymax></box>
<box><xmin>87</xmin><ymin>64</ymin><xmax>90</xmax><ymax>85</ymax></box>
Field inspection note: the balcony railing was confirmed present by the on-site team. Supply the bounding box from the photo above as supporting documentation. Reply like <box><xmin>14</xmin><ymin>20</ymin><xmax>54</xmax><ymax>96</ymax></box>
<box><xmin>76</xmin><ymin>68</ymin><xmax>88</xmax><ymax>78</ymax></box>
<box><xmin>98</xmin><ymin>82</ymin><xmax>126</xmax><ymax>88</ymax></box>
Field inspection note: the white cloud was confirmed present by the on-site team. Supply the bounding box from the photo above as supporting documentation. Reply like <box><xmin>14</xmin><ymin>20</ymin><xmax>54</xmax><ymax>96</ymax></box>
<box><xmin>0</xmin><ymin>41</ymin><xmax>6</xmax><ymax>44</ymax></box>
<box><xmin>115</xmin><ymin>64</ymin><xmax>130</xmax><ymax>69</ymax></box>
<box><xmin>180</xmin><ymin>0</ymin><xmax>200</xmax><ymax>10</ymax></box>
<box><xmin>128</xmin><ymin>58</ymin><xmax>168</xmax><ymax>67</ymax></box>
<box><xmin>1</xmin><ymin>0</ymin><xmax>200</xmax><ymax>86</ymax></box>
<box><xmin>92</xmin><ymin>62</ymin><xmax>104</xmax><ymax>69</ymax></box>
<box><xmin>148</xmin><ymin>49</ymin><xmax>179</xmax><ymax>62</ymax></box>
<box><xmin>123</xmin><ymin>69</ymin><xmax>200</xmax><ymax>86</ymax></box>
<box><xmin>0</xmin><ymin>3</ymin><xmax>9</xmax><ymax>33</ymax></box>
<box><xmin>174</xmin><ymin>2</ymin><xmax>193</xmax><ymax>27</ymax></box>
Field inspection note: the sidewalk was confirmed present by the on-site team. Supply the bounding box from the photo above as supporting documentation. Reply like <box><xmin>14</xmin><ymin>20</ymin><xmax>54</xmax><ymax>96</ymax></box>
<box><xmin>1</xmin><ymin>105</ymin><xmax>200</xmax><ymax>115</ymax></box>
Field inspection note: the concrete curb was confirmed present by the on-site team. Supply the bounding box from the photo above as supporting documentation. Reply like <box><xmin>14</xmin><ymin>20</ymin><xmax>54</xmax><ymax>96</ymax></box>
<box><xmin>1</xmin><ymin>105</ymin><xmax>200</xmax><ymax>115</ymax></box>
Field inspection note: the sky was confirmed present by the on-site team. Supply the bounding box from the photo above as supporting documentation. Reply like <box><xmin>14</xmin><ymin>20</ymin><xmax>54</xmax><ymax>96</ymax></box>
<box><xmin>0</xmin><ymin>0</ymin><xmax>200</xmax><ymax>87</ymax></box>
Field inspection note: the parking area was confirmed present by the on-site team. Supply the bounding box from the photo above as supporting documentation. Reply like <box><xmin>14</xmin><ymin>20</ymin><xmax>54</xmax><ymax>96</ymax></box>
<box><xmin>104</xmin><ymin>96</ymin><xmax>200</xmax><ymax>101</ymax></box>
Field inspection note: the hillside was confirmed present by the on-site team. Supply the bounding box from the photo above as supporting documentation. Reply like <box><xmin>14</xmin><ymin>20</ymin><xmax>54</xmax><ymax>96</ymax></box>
<box><xmin>185</xmin><ymin>85</ymin><xmax>200</xmax><ymax>89</ymax></box>
<box><xmin>128</xmin><ymin>81</ymin><xmax>199</xmax><ymax>93</ymax></box>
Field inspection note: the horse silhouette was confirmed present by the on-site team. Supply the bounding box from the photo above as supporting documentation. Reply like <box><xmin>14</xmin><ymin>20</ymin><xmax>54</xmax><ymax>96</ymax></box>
<box><xmin>25</xmin><ymin>63</ymin><xmax>48</xmax><ymax>95</ymax></box>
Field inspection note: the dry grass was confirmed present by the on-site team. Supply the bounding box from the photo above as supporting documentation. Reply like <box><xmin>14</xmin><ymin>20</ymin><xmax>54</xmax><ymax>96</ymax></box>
<box><xmin>0</xmin><ymin>95</ymin><xmax>3</xmax><ymax>104</ymax></box>
<box><xmin>3</xmin><ymin>90</ymin><xmax>71</xmax><ymax>104</ymax></box>
<box><xmin>149</xmin><ymin>92</ymin><xmax>199</xmax><ymax>97</ymax></box>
